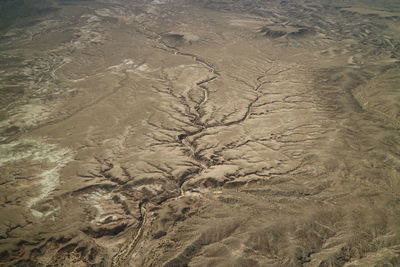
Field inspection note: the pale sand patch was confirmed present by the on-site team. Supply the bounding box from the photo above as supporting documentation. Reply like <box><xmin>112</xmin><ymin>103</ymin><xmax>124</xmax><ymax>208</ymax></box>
<box><xmin>0</xmin><ymin>138</ymin><xmax>73</xmax><ymax>217</ymax></box>
<box><xmin>108</xmin><ymin>59</ymin><xmax>153</xmax><ymax>74</ymax></box>
<box><xmin>0</xmin><ymin>102</ymin><xmax>55</xmax><ymax>142</ymax></box>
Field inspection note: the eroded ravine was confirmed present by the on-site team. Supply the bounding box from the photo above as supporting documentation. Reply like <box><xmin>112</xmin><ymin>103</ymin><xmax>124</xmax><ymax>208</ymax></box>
<box><xmin>110</xmin><ymin>16</ymin><xmax>318</xmax><ymax>265</ymax></box>
<box><xmin>113</xmin><ymin>13</ymin><xmax>302</xmax><ymax>263</ymax></box>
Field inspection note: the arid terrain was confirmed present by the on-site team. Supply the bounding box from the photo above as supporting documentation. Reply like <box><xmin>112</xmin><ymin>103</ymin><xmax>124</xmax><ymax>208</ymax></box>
<box><xmin>0</xmin><ymin>0</ymin><xmax>400</xmax><ymax>266</ymax></box>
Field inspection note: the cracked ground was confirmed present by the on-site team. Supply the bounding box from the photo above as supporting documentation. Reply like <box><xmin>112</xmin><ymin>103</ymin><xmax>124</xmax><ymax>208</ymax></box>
<box><xmin>1</xmin><ymin>0</ymin><xmax>400</xmax><ymax>266</ymax></box>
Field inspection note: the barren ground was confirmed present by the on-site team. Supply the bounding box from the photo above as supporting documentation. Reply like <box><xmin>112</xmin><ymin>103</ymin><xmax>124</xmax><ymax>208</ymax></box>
<box><xmin>0</xmin><ymin>0</ymin><xmax>400</xmax><ymax>266</ymax></box>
